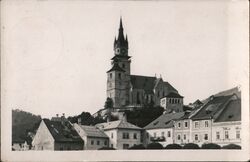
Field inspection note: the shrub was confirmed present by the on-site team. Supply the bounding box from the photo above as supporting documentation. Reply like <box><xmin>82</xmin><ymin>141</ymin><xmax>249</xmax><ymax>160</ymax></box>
<box><xmin>222</xmin><ymin>144</ymin><xmax>241</xmax><ymax>149</ymax></box>
<box><xmin>183</xmin><ymin>143</ymin><xmax>200</xmax><ymax>149</ymax></box>
<box><xmin>201</xmin><ymin>143</ymin><xmax>221</xmax><ymax>149</ymax></box>
<box><xmin>128</xmin><ymin>144</ymin><xmax>145</xmax><ymax>150</ymax></box>
<box><xmin>146</xmin><ymin>142</ymin><xmax>163</xmax><ymax>149</ymax></box>
<box><xmin>165</xmin><ymin>144</ymin><xmax>182</xmax><ymax>149</ymax></box>
<box><xmin>98</xmin><ymin>147</ymin><xmax>116</xmax><ymax>150</ymax></box>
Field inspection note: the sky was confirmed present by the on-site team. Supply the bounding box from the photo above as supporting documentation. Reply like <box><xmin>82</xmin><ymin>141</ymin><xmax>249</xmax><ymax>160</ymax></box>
<box><xmin>2</xmin><ymin>0</ymin><xmax>248</xmax><ymax>118</ymax></box>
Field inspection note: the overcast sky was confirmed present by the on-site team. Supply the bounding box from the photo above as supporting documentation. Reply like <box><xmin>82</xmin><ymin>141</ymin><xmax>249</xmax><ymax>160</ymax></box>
<box><xmin>2</xmin><ymin>1</ymin><xmax>248</xmax><ymax>118</ymax></box>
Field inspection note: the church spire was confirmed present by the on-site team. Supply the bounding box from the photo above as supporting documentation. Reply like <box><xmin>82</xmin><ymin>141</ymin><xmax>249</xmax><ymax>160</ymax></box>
<box><xmin>118</xmin><ymin>17</ymin><xmax>125</xmax><ymax>42</ymax></box>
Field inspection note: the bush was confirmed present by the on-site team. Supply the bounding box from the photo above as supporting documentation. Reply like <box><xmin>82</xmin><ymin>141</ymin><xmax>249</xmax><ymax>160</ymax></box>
<box><xmin>146</xmin><ymin>142</ymin><xmax>163</xmax><ymax>149</ymax></box>
<box><xmin>183</xmin><ymin>143</ymin><xmax>200</xmax><ymax>149</ymax></box>
<box><xmin>165</xmin><ymin>144</ymin><xmax>182</xmax><ymax>149</ymax></box>
<box><xmin>98</xmin><ymin>147</ymin><xmax>116</xmax><ymax>150</ymax></box>
<box><xmin>201</xmin><ymin>143</ymin><xmax>221</xmax><ymax>149</ymax></box>
<box><xmin>222</xmin><ymin>144</ymin><xmax>241</xmax><ymax>149</ymax></box>
<box><xmin>128</xmin><ymin>144</ymin><xmax>145</xmax><ymax>150</ymax></box>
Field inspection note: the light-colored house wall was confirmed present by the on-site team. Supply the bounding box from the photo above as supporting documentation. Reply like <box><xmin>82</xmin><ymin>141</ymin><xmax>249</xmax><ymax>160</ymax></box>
<box><xmin>212</xmin><ymin>121</ymin><xmax>241</xmax><ymax>146</ymax></box>
<box><xmin>191</xmin><ymin>120</ymin><xmax>212</xmax><ymax>146</ymax></box>
<box><xmin>174</xmin><ymin>119</ymin><xmax>192</xmax><ymax>145</ymax></box>
<box><xmin>32</xmin><ymin>120</ymin><xmax>54</xmax><ymax>150</ymax></box>
<box><xmin>145</xmin><ymin>128</ymin><xmax>173</xmax><ymax>147</ymax></box>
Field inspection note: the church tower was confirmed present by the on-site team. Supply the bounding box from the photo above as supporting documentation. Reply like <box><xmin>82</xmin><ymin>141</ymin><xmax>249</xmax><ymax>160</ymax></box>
<box><xmin>106</xmin><ymin>18</ymin><xmax>131</xmax><ymax>108</ymax></box>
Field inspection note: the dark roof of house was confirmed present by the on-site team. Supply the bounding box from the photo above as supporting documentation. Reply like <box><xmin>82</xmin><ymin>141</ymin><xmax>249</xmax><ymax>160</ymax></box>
<box><xmin>96</xmin><ymin>120</ymin><xmax>142</xmax><ymax>130</ymax></box>
<box><xmin>130</xmin><ymin>75</ymin><xmax>156</xmax><ymax>93</ymax></box>
<box><xmin>214</xmin><ymin>87</ymin><xmax>241</xmax><ymax>98</ymax></box>
<box><xmin>43</xmin><ymin>119</ymin><xmax>84</xmax><ymax>143</ymax></box>
<box><xmin>191</xmin><ymin>95</ymin><xmax>233</xmax><ymax>120</ymax></box>
<box><xmin>144</xmin><ymin>112</ymin><xmax>185</xmax><ymax>130</ymax></box>
<box><xmin>107</xmin><ymin>62</ymin><xmax>125</xmax><ymax>73</ymax></box>
<box><xmin>214</xmin><ymin>99</ymin><xmax>241</xmax><ymax>122</ymax></box>
<box><xmin>164</xmin><ymin>92</ymin><xmax>183</xmax><ymax>98</ymax></box>
<box><xmin>78</xmin><ymin>125</ymin><xmax>108</xmax><ymax>138</ymax></box>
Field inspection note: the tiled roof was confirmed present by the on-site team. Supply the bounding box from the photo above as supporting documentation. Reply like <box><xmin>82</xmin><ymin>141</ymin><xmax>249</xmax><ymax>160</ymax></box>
<box><xmin>43</xmin><ymin>119</ymin><xmax>84</xmax><ymax>143</ymax></box>
<box><xmin>144</xmin><ymin>112</ymin><xmax>185</xmax><ymax>130</ymax></box>
<box><xmin>163</xmin><ymin>82</ymin><xmax>178</xmax><ymax>93</ymax></box>
<box><xmin>111</xmin><ymin>55</ymin><xmax>131</xmax><ymax>60</ymax></box>
<box><xmin>130</xmin><ymin>75</ymin><xmax>156</xmax><ymax>92</ymax></box>
<box><xmin>214</xmin><ymin>99</ymin><xmax>241</xmax><ymax>122</ymax></box>
<box><xmin>191</xmin><ymin>95</ymin><xmax>234</xmax><ymax>120</ymax></box>
<box><xmin>164</xmin><ymin>92</ymin><xmax>183</xmax><ymax>98</ymax></box>
<box><xmin>78</xmin><ymin>125</ymin><xmax>108</xmax><ymax>138</ymax></box>
<box><xmin>96</xmin><ymin>120</ymin><xmax>142</xmax><ymax>130</ymax></box>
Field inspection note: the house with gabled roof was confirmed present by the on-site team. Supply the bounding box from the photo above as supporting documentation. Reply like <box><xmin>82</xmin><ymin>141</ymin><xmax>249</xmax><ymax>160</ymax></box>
<box><xmin>73</xmin><ymin>124</ymin><xmax>109</xmax><ymax>150</ymax></box>
<box><xmin>144</xmin><ymin>112</ymin><xmax>185</xmax><ymax>147</ymax></box>
<box><xmin>32</xmin><ymin>116</ymin><xmax>84</xmax><ymax>150</ymax></box>
<box><xmin>95</xmin><ymin>119</ymin><xmax>142</xmax><ymax>149</ymax></box>
<box><xmin>212</xmin><ymin>99</ymin><xmax>241</xmax><ymax>146</ymax></box>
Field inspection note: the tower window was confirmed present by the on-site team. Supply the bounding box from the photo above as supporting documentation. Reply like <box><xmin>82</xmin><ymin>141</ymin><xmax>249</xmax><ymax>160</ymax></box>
<box><xmin>122</xmin><ymin>64</ymin><xmax>125</xmax><ymax>68</ymax></box>
<box><xmin>118</xmin><ymin>73</ymin><xmax>121</xmax><ymax>79</ymax></box>
<box><xmin>110</xmin><ymin>73</ymin><xmax>112</xmax><ymax>79</ymax></box>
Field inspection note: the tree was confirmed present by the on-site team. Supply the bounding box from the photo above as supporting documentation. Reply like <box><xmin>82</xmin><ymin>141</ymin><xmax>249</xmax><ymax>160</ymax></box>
<box><xmin>128</xmin><ymin>144</ymin><xmax>145</xmax><ymax>150</ymax></box>
<box><xmin>183</xmin><ymin>143</ymin><xmax>200</xmax><ymax>149</ymax></box>
<box><xmin>222</xmin><ymin>144</ymin><xmax>241</xmax><ymax>149</ymax></box>
<box><xmin>165</xmin><ymin>144</ymin><xmax>182</xmax><ymax>149</ymax></box>
<box><xmin>104</xmin><ymin>97</ymin><xmax>113</xmax><ymax>109</ymax></box>
<box><xmin>201</xmin><ymin>143</ymin><xmax>221</xmax><ymax>149</ymax></box>
<box><xmin>146</xmin><ymin>142</ymin><xmax>163</xmax><ymax>149</ymax></box>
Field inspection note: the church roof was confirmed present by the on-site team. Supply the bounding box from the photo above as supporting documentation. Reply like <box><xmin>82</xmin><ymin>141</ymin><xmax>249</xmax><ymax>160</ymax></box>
<box><xmin>43</xmin><ymin>119</ymin><xmax>84</xmax><ymax>143</ymax></box>
<box><xmin>164</xmin><ymin>92</ymin><xmax>183</xmax><ymax>98</ymax></box>
<box><xmin>130</xmin><ymin>75</ymin><xmax>156</xmax><ymax>93</ymax></box>
<box><xmin>107</xmin><ymin>62</ymin><xmax>125</xmax><ymax>73</ymax></box>
<box><xmin>111</xmin><ymin>54</ymin><xmax>131</xmax><ymax>60</ymax></box>
<box><xmin>144</xmin><ymin>112</ymin><xmax>185</xmax><ymax>130</ymax></box>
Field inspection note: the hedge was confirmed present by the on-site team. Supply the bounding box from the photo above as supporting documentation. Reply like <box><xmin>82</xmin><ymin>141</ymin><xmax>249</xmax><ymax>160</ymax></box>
<box><xmin>146</xmin><ymin>142</ymin><xmax>164</xmax><ymax>149</ymax></box>
<box><xmin>128</xmin><ymin>144</ymin><xmax>145</xmax><ymax>150</ymax></box>
<box><xmin>165</xmin><ymin>144</ymin><xmax>182</xmax><ymax>149</ymax></box>
<box><xmin>201</xmin><ymin>143</ymin><xmax>221</xmax><ymax>149</ymax></box>
<box><xmin>222</xmin><ymin>144</ymin><xmax>241</xmax><ymax>149</ymax></box>
<box><xmin>183</xmin><ymin>143</ymin><xmax>200</xmax><ymax>149</ymax></box>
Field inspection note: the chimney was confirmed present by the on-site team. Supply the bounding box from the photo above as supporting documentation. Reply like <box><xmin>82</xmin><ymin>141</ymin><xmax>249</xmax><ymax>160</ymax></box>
<box><xmin>56</xmin><ymin>114</ymin><xmax>59</xmax><ymax>117</ymax></box>
<box><xmin>77</xmin><ymin>117</ymin><xmax>82</xmax><ymax>125</ymax></box>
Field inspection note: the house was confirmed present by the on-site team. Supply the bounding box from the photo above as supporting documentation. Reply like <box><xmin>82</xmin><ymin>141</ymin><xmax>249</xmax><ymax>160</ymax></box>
<box><xmin>96</xmin><ymin>119</ymin><xmax>142</xmax><ymax>149</ymax></box>
<box><xmin>12</xmin><ymin>138</ymin><xmax>30</xmax><ymax>151</ymax></box>
<box><xmin>190</xmin><ymin>94</ymin><xmax>238</xmax><ymax>146</ymax></box>
<box><xmin>144</xmin><ymin>112</ymin><xmax>185</xmax><ymax>147</ymax></box>
<box><xmin>32</xmin><ymin>116</ymin><xmax>84</xmax><ymax>150</ymax></box>
<box><xmin>160</xmin><ymin>92</ymin><xmax>184</xmax><ymax>113</ymax></box>
<box><xmin>212</xmin><ymin>99</ymin><xmax>241</xmax><ymax>146</ymax></box>
<box><xmin>73</xmin><ymin>124</ymin><xmax>109</xmax><ymax>150</ymax></box>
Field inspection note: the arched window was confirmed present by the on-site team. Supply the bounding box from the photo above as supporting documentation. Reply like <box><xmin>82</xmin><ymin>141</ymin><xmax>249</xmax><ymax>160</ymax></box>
<box><xmin>118</xmin><ymin>73</ymin><xmax>121</xmax><ymax>79</ymax></box>
<box><xmin>137</xmin><ymin>92</ymin><xmax>140</xmax><ymax>104</ymax></box>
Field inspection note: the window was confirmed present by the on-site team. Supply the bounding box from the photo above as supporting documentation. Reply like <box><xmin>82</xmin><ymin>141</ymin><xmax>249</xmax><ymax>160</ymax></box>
<box><xmin>109</xmin><ymin>73</ymin><xmax>112</xmax><ymax>79</ymax></box>
<box><xmin>204</xmin><ymin>134</ymin><xmax>208</xmax><ymax>140</ymax></box>
<box><xmin>161</xmin><ymin>132</ymin><xmax>164</xmax><ymax>137</ymax></box>
<box><xmin>111</xmin><ymin>144</ymin><xmax>113</xmax><ymax>148</ymax></box>
<box><xmin>118</xmin><ymin>73</ymin><xmax>121</xmax><ymax>79</ymax></box>
<box><xmin>122</xmin><ymin>64</ymin><xmax>125</xmax><ymax>68</ymax></box>
<box><xmin>123</xmin><ymin>144</ymin><xmax>129</xmax><ymax>149</ymax></box>
<box><xmin>123</xmin><ymin>132</ymin><xmax>129</xmax><ymax>139</ymax></box>
<box><xmin>236</xmin><ymin>131</ymin><xmax>240</xmax><ymax>139</ymax></box>
<box><xmin>147</xmin><ymin>133</ymin><xmax>149</xmax><ymax>139</ymax></box>
<box><xmin>205</xmin><ymin>121</ymin><xmax>209</xmax><ymax>127</ymax></box>
<box><xmin>184</xmin><ymin>134</ymin><xmax>186</xmax><ymax>140</ymax></box>
<box><xmin>104</xmin><ymin>140</ymin><xmax>108</xmax><ymax>145</ymax></box>
<box><xmin>178</xmin><ymin>122</ymin><xmax>181</xmax><ymax>128</ymax></box>
<box><xmin>97</xmin><ymin>140</ymin><xmax>100</xmax><ymax>145</ymax></box>
<box><xmin>177</xmin><ymin>134</ymin><xmax>181</xmax><ymax>140</ymax></box>
<box><xmin>194</xmin><ymin>121</ymin><xmax>199</xmax><ymax>128</ymax></box>
<box><xmin>137</xmin><ymin>92</ymin><xmax>141</xmax><ymax>104</ymax></box>
<box><xmin>195</xmin><ymin>134</ymin><xmax>198</xmax><ymax>141</ymax></box>
<box><xmin>167</xmin><ymin>131</ymin><xmax>171</xmax><ymax>137</ymax></box>
<box><xmin>225</xmin><ymin>131</ymin><xmax>229</xmax><ymax>139</ymax></box>
<box><xmin>154</xmin><ymin>132</ymin><xmax>157</xmax><ymax>138</ymax></box>
<box><xmin>216</xmin><ymin>132</ymin><xmax>220</xmax><ymax>140</ymax></box>
<box><xmin>111</xmin><ymin>133</ymin><xmax>113</xmax><ymax>139</ymax></box>
<box><xmin>184</xmin><ymin>122</ymin><xmax>188</xmax><ymax>128</ymax></box>
<box><xmin>91</xmin><ymin>140</ymin><xmax>94</xmax><ymax>145</ymax></box>
<box><xmin>133</xmin><ymin>133</ymin><xmax>137</xmax><ymax>139</ymax></box>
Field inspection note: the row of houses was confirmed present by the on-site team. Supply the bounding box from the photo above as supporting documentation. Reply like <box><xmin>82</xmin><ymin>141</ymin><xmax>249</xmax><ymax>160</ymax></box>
<box><xmin>25</xmin><ymin>87</ymin><xmax>241</xmax><ymax>150</ymax></box>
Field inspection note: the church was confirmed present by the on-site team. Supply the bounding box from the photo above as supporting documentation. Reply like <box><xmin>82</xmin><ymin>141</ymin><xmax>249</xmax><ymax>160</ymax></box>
<box><xmin>106</xmin><ymin>18</ymin><xmax>183</xmax><ymax>110</ymax></box>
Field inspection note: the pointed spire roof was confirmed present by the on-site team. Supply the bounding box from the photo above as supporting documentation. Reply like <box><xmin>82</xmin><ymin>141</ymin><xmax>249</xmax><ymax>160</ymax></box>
<box><xmin>117</xmin><ymin>17</ymin><xmax>125</xmax><ymax>43</ymax></box>
<box><xmin>119</xmin><ymin>17</ymin><xmax>123</xmax><ymax>30</ymax></box>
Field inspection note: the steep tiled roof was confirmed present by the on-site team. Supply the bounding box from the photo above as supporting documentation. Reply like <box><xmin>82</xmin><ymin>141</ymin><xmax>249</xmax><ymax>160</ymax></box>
<box><xmin>164</xmin><ymin>92</ymin><xmax>183</xmax><ymax>98</ymax></box>
<box><xmin>163</xmin><ymin>82</ymin><xmax>178</xmax><ymax>92</ymax></box>
<box><xmin>107</xmin><ymin>62</ymin><xmax>125</xmax><ymax>73</ymax></box>
<box><xmin>214</xmin><ymin>87</ymin><xmax>241</xmax><ymax>98</ymax></box>
<box><xmin>96</xmin><ymin>120</ymin><xmax>142</xmax><ymax>130</ymax></box>
<box><xmin>214</xmin><ymin>99</ymin><xmax>241</xmax><ymax>122</ymax></box>
<box><xmin>78</xmin><ymin>125</ymin><xmax>108</xmax><ymax>138</ymax></box>
<box><xmin>130</xmin><ymin>75</ymin><xmax>156</xmax><ymax>93</ymax></box>
<box><xmin>144</xmin><ymin>112</ymin><xmax>185</xmax><ymax>130</ymax></box>
<box><xmin>191</xmin><ymin>95</ymin><xmax>234</xmax><ymax>120</ymax></box>
<box><xmin>43</xmin><ymin>119</ymin><xmax>83</xmax><ymax>143</ymax></box>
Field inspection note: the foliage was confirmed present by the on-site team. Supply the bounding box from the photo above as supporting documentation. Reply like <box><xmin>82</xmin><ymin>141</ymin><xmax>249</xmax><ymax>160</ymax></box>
<box><xmin>12</xmin><ymin>109</ymin><xmax>42</xmax><ymax>144</ymax></box>
<box><xmin>146</xmin><ymin>142</ymin><xmax>164</xmax><ymax>149</ymax></box>
<box><xmin>201</xmin><ymin>143</ymin><xmax>221</xmax><ymax>149</ymax></box>
<box><xmin>104</xmin><ymin>97</ymin><xmax>114</xmax><ymax>109</ymax></box>
<box><xmin>125</xmin><ymin>106</ymin><xmax>164</xmax><ymax>128</ymax></box>
<box><xmin>183</xmin><ymin>143</ymin><xmax>200</xmax><ymax>149</ymax></box>
<box><xmin>98</xmin><ymin>147</ymin><xmax>116</xmax><ymax>150</ymax></box>
<box><xmin>222</xmin><ymin>144</ymin><xmax>241</xmax><ymax>149</ymax></box>
<box><xmin>128</xmin><ymin>144</ymin><xmax>145</xmax><ymax>150</ymax></box>
<box><xmin>165</xmin><ymin>143</ymin><xmax>182</xmax><ymax>149</ymax></box>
